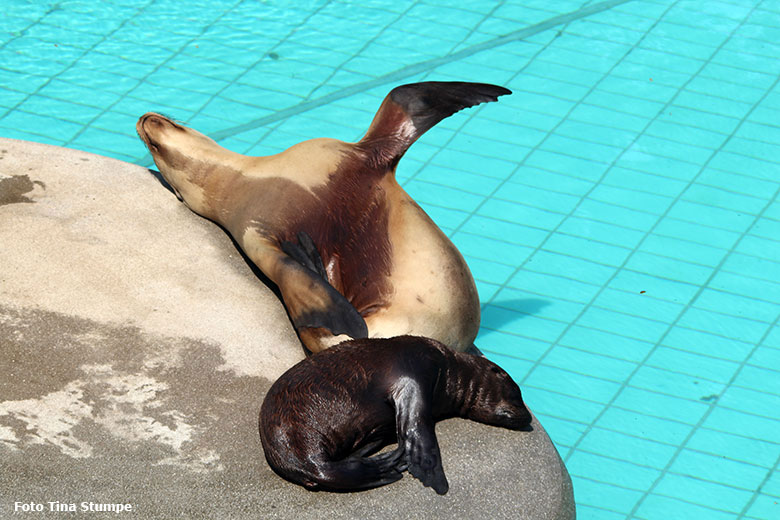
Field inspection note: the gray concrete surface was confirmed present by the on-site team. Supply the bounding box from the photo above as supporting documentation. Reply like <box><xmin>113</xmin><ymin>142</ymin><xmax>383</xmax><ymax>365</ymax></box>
<box><xmin>0</xmin><ymin>138</ymin><xmax>575</xmax><ymax>519</ymax></box>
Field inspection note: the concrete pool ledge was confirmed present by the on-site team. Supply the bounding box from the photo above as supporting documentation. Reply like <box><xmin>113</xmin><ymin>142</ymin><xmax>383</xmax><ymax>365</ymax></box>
<box><xmin>0</xmin><ymin>138</ymin><xmax>575</xmax><ymax>519</ymax></box>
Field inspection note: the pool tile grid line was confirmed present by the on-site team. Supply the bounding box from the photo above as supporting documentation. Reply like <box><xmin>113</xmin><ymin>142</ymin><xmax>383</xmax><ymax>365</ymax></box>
<box><xmin>0</xmin><ymin>2</ymin><xmax>248</xmax><ymax>162</ymax></box>
<box><xmin>444</xmin><ymin>1</ymin><xmax>771</xmax><ymax>511</ymax></box>
<box><xmin>1</xmin><ymin>9</ymin><xmax>772</xmax><ymax>354</ymax></box>
<box><xmin>0</xmin><ymin>0</ymin><xmax>628</xmax><ymax>154</ymax></box>
<box><xmin>7</xmin><ymin>0</ymin><xmax>772</xmax><ymax>169</ymax></box>
<box><xmin>394</xmin><ymin>7</ymin><xmax>658</xmax><ymax>234</ymax></box>
<box><xmin>544</xmin><ymin>0</ymin><xmax>777</xmax><ymax>449</ymax></box>
<box><xmin>523</xmin><ymin>382</ymin><xmax>779</xmax><ymax>454</ymax></box>
<box><xmin>407</xmin><ymin>43</ymin><xmax>780</xmax><ymax>208</ymax></box>
<box><xmin>558</xmin><ymin>435</ymin><xmax>777</xmax><ymax>518</ymax></box>
<box><xmin>0</xmin><ymin>0</ymin><xmax>700</xmax><ymax>176</ymax></box>
<box><xmin>481</xmin><ymin>286</ymin><xmax>780</xmax><ymax>365</ymax></box>
<box><xmin>412</xmin><ymin>0</ymin><xmax>780</xmax><ymax>482</ymax></box>
<box><xmin>412</xmin><ymin>157</ymin><xmax>776</xmax><ymax>241</ymax></box>
<box><xmin>499</xmin><ymin>354</ymin><xmax>772</xmax><ymax>424</ymax></box>
<box><xmin>173</xmin><ymin>0</ymin><xmax>349</xmax><ymax>155</ymax></box>
<box><xmin>740</xmin><ymin>448</ymin><xmax>780</xmax><ymax>518</ymax></box>
<box><xmin>393</xmin><ymin>11</ymin><xmax>576</xmax><ymax>196</ymax></box>
<box><xmin>31</xmin><ymin>0</ymin><xmax>637</xmax><ymax>165</ymax></box>
<box><xmin>464</xmin><ymin>224</ymin><xmax>780</xmax><ymax>315</ymax></box>
<box><xmin>467</xmin><ymin>0</ymin><xmax>773</xmax><ymax>366</ymax></box>
<box><xmin>223</xmin><ymin>0</ymin><xmax>508</xmax><ymax>158</ymax></box>
<box><xmin>168</xmin><ymin>0</ymin><xmax>348</xmax><ymax>164</ymax></box>
<box><xmin>574</xmin><ymin>55</ymin><xmax>780</xmax><ymax>520</ymax></box>
<box><xmin>450</xmin><ymin>0</ymin><xmax>689</xmax><ymax>339</ymax></box>
<box><xmin>3</xmin><ymin>4</ymin><xmax>357</xmax><ymax>151</ymax></box>
<box><xmin>0</xmin><ymin>0</ymin><xmax>160</xmax><ymax>125</ymax></box>
<box><xmin>305</xmin><ymin>1</ymin><xmax>502</xmax><ymax>109</ymax></box>
<box><xmin>630</xmin><ymin>306</ymin><xmax>780</xmax><ymax>520</ymax></box>
<box><xmin>395</xmin><ymin>0</ymin><xmax>671</xmax><ymax>218</ymax></box>
<box><xmin>57</xmin><ymin>0</ymin><xmax>249</xmax><ymax>153</ymax></box>
<box><xmin>243</xmin><ymin>0</ymin><xmax>507</xmax><ymax>153</ymax></box>
<box><xmin>521</xmin><ymin>340</ymin><xmax>780</xmax><ymax>440</ymax></box>
<box><xmin>389</xmin><ymin>124</ymin><xmax>780</xmax><ymax>216</ymax></box>
<box><xmin>143</xmin><ymin>0</ymin><xmax>636</xmax><ymax>157</ymax></box>
<box><xmin>3</xmin><ymin>0</ymin><xmax>776</xmax><ymax>167</ymax></box>
<box><xmin>0</xmin><ymin>7</ymin><xmax>59</xmax><ymax>55</ymax></box>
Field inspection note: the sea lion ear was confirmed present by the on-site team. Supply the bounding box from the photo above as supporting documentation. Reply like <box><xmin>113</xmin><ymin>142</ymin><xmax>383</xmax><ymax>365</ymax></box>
<box><xmin>359</xmin><ymin>81</ymin><xmax>511</xmax><ymax>167</ymax></box>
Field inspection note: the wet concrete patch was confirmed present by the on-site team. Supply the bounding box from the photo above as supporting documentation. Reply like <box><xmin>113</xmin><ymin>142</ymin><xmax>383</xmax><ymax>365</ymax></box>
<box><xmin>1</xmin><ymin>304</ymin><xmax>273</xmax><ymax>517</ymax></box>
<box><xmin>0</xmin><ymin>174</ymin><xmax>46</xmax><ymax>206</ymax></box>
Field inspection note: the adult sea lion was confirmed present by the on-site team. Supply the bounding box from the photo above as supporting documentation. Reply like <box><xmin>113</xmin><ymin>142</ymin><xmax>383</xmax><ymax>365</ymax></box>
<box><xmin>258</xmin><ymin>335</ymin><xmax>532</xmax><ymax>494</ymax></box>
<box><xmin>136</xmin><ymin>82</ymin><xmax>511</xmax><ymax>352</ymax></box>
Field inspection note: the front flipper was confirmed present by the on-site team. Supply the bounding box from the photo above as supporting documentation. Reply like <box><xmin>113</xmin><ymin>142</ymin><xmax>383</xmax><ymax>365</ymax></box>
<box><xmin>391</xmin><ymin>376</ymin><xmax>449</xmax><ymax>494</ymax></box>
<box><xmin>247</xmin><ymin>232</ymin><xmax>367</xmax><ymax>350</ymax></box>
<box><xmin>360</xmin><ymin>81</ymin><xmax>511</xmax><ymax>168</ymax></box>
<box><xmin>281</xmin><ymin>231</ymin><xmax>328</xmax><ymax>280</ymax></box>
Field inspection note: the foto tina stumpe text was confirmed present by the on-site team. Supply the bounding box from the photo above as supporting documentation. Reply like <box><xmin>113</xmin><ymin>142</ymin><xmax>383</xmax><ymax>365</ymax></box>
<box><xmin>14</xmin><ymin>501</ymin><xmax>133</xmax><ymax>513</ymax></box>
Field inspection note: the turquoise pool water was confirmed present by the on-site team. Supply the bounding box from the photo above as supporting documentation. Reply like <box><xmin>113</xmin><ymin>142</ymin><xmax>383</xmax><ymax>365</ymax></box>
<box><xmin>2</xmin><ymin>0</ymin><xmax>779</xmax><ymax>518</ymax></box>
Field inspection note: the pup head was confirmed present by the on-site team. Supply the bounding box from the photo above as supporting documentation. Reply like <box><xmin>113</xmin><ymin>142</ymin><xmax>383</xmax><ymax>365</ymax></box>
<box><xmin>465</xmin><ymin>355</ymin><xmax>533</xmax><ymax>430</ymax></box>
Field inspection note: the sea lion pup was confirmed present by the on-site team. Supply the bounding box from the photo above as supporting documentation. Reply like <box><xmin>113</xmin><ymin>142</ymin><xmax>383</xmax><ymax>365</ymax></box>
<box><xmin>259</xmin><ymin>335</ymin><xmax>532</xmax><ymax>494</ymax></box>
<box><xmin>136</xmin><ymin>82</ymin><xmax>511</xmax><ymax>353</ymax></box>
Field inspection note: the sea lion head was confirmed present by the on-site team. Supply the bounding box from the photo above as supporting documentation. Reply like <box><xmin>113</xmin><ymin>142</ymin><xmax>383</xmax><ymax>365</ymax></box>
<box><xmin>136</xmin><ymin>113</ymin><xmax>239</xmax><ymax>218</ymax></box>
<box><xmin>456</xmin><ymin>354</ymin><xmax>533</xmax><ymax>430</ymax></box>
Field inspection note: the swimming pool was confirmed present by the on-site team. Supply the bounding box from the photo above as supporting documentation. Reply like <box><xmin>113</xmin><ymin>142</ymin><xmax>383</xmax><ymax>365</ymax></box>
<box><xmin>2</xmin><ymin>0</ymin><xmax>779</xmax><ymax>518</ymax></box>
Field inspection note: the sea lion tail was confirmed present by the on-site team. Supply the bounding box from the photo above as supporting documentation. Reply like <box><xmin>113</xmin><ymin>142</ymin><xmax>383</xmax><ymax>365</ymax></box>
<box><xmin>359</xmin><ymin>81</ymin><xmax>511</xmax><ymax>167</ymax></box>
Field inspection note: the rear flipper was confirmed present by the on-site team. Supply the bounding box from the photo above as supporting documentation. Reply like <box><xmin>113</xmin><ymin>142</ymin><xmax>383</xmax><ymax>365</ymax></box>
<box><xmin>306</xmin><ymin>448</ymin><xmax>406</xmax><ymax>491</ymax></box>
<box><xmin>360</xmin><ymin>81</ymin><xmax>511</xmax><ymax>168</ymax></box>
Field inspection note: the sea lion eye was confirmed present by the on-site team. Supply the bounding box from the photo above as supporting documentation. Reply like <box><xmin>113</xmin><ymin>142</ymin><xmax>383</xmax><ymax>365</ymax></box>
<box><xmin>496</xmin><ymin>407</ymin><xmax>511</xmax><ymax>417</ymax></box>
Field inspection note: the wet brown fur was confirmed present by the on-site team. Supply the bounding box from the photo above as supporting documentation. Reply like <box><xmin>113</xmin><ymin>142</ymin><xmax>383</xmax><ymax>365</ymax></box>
<box><xmin>280</xmin><ymin>150</ymin><xmax>393</xmax><ymax>316</ymax></box>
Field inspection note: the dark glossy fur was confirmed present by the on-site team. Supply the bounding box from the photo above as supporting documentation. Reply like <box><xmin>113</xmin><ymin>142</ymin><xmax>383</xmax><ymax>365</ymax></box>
<box><xmin>259</xmin><ymin>336</ymin><xmax>532</xmax><ymax>494</ymax></box>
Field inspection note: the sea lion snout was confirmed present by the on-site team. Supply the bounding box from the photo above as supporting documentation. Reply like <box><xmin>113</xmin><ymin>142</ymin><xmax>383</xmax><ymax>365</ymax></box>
<box><xmin>462</xmin><ymin>357</ymin><xmax>533</xmax><ymax>430</ymax></box>
<box><xmin>482</xmin><ymin>382</ymin><xmax>532</xmax><ymax>431</ymax></box>
<box><xmin>494</xmin><ymin>374</ymin><xmax>533</xmax><ymax>430</ymax></box>
<box><xmin>136</xmin><ymin>113</ymin><xmax>175</xmax><ymax>150</ymax></box>
<box><xmin>136</xmin><ymin>113</ymin><xmax>225</xmax><ymax>164</ymax></box>
<box><xmin>494</xmin><ymin>399</ymin><xmax>533</xmax><ymax>431</ymax></box>
<box><xmin>136</xmin><ymin>113</ymin><xmax>223</xmax><ymax>218</ymax></box>
<box><xmin>136</xmin><ymin>113</ymin><xmax>160</xmax><ymax>148</ymax></box>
